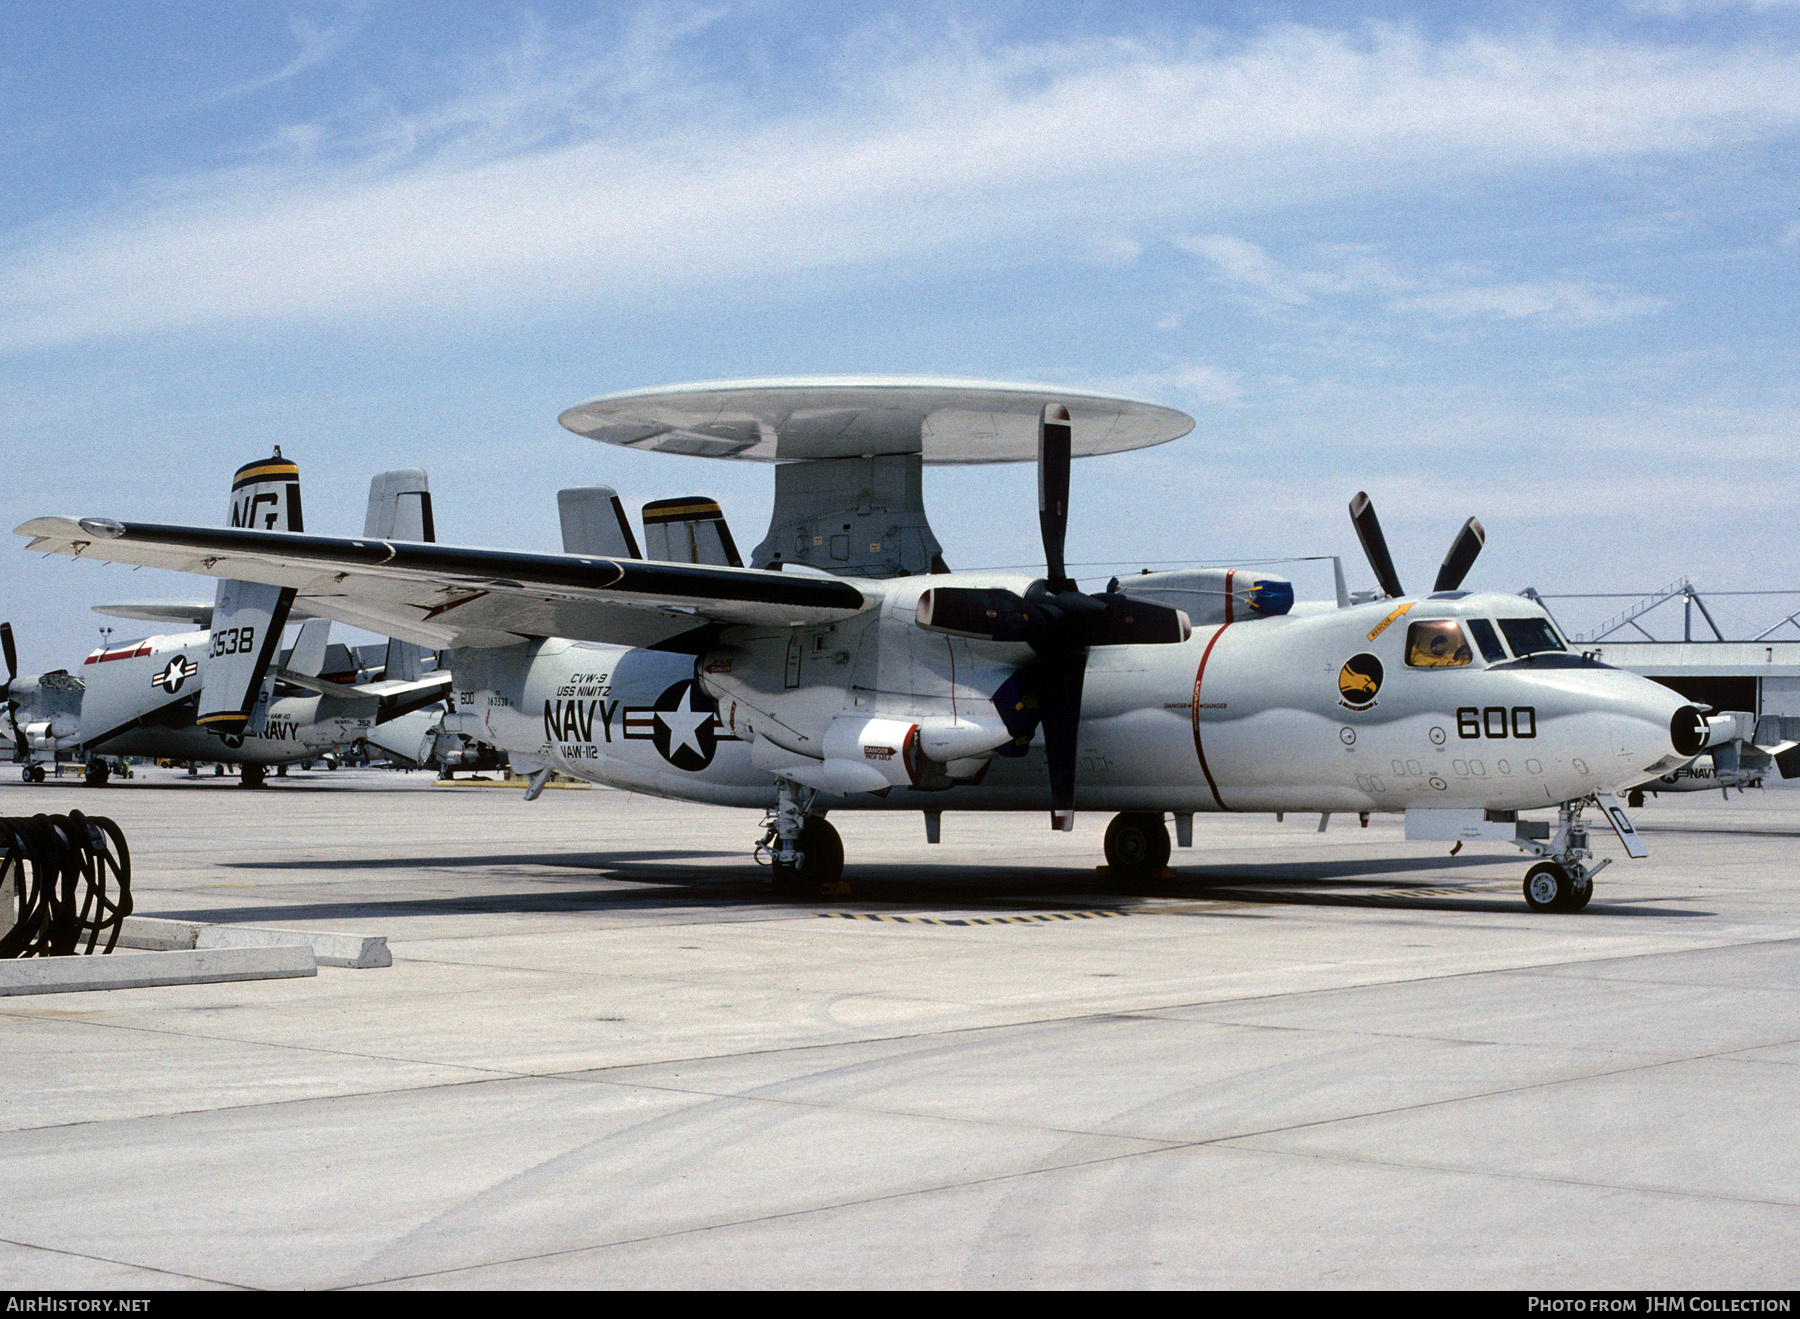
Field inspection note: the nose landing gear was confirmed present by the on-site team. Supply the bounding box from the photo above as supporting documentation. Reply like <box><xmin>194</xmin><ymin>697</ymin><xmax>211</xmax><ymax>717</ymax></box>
<box><xmin>1519</xmin><ymin>799</ymin><xmax>1605</xmax><ymax>913</ymax></box>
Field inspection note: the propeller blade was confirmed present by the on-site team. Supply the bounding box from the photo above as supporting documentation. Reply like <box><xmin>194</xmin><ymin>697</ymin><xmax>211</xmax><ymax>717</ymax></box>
<box><xmin>1039</xmin><ymin>404</ymin><xmax>1072</xmax><ymax>591</ymax></box>
<box><xmin>1</xmin><ymin>622</ymin><xmax>14</xmax><ymax>682</ymax></box>
<box><xmin>1432</xmin><ymin>517</ymin><xmax>1486</xmax><ymax>593</ymax></box>
<box><xmin>988</xmin><ymin>654</ymin><xmax>1084</xmax><ymax>830</ymax></box>
<box><xmin>1036</xmin><ymin>651</ymin><xmax>1085</xmax><ymax>832</ymax></box>
<box><xmin>1348</xmin><ymin>492</ymin><xmax>1405</xmax><ymax>599</ymax></box>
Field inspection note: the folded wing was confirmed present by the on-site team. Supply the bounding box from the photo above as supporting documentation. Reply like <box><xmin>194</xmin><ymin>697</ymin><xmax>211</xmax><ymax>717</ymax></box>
<box><xmin>18</xmin><ymin>518</ymin><xmax>869</xmax><ymax>651</ymax></box>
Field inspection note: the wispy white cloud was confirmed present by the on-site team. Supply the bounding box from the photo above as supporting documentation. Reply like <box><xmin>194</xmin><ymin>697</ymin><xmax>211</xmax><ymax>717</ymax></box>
<box><xmin>1179</xmin><ymin>234</ymin><xmax>1665</xmax><ymax>326</ymax></box>
<box><xmin>214</xmin><ymin>10</ymin><xmax>364</xmax><ymax>103</ymax></box>
<box><xmin>1386</xmin><ymin>280</ymin><xmax>1664</xmax><ymax>325</ymax></box>
<box><xmin>0</xmin><ymin>18</ymin><xmax>1796</xmax><ymax>352</ymax></box>
<box><xmin>1099</xmin><ymin>362</ymin><xmax>1246</xmax><ymax>406</ymax></box>
<box><xmin>1628</xmin><ymin>0</ymin><xmax>1800</xmax><ymax>16</ymax></box>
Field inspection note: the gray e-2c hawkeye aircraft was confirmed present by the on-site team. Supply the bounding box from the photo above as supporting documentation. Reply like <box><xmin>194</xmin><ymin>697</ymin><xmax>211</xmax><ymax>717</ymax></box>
<box><xmin>16</xmin><ymin>379</ymin><xmax>1707</xmax><ymax>911</ymax></box>
<box><xmin>5</xmin><ymin>459</ymin><xmax>452</xmax><ymax>784</ymax></box>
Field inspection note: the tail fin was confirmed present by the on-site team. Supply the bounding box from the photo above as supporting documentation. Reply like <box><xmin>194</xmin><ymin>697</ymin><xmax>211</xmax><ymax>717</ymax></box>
<box><xmin>641</xmin><ymin>496</ymin><xmax>742</xmax><ymax>567</ymax></box>
<box><xmin>198</xmin><ymin>452</ymin><xmax>301</xmax><ymax>736</ymax></box>
<box><xmin>366</xmin><ymin>469</ymin><xmax>434</xmax><ymax>683</ymax></box>
<box><xmin>364</xmin><ymin>468</ymin><xmax>434</xmax><ymax>542</ymax></box>
<box><xmin>284</xmin><ymin>617</ymin><xmax>332</xmax><ymax>679</ymax></box>
<box><xmin>558</xmin><ymin>486</ymin><xmax>642</xmax><ymax>558</ymax></box>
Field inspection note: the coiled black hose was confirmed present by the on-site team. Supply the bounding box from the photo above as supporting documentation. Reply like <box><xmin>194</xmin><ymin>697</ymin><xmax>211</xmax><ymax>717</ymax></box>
<box><xmin>0</xmin><ymin>812</ymin><xmax>132</xmax><ymax>958</ymax></box>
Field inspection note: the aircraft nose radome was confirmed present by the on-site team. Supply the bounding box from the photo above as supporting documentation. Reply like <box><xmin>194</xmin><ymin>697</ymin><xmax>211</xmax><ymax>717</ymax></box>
<box><xmin>1670</xmin><ymin>705</ymin><xmax>1708</xmax><ymax>758</ymax></box>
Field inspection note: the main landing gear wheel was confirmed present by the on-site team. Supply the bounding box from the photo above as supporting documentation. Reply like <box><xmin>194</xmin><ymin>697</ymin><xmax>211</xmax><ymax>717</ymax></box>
<box><xmin>771</xmin><ymin>816</ymin><xmax>844</xmax><ymax>899</ymax></box>
<box><xmin>239</xmin><ymin>763</ymin><xmax>266</xmax><ymax>789</ymax></box>
<box><xmin>1103</xmin><ymin>812</ymin><xmax>1171</xmax><ymax>882</ymax></box>
<box><xmin>1524</xmin><ymin>861</ymin><xmax>1590</xmax><ymax>913</ymax></box>
<box><xmin>23</xmin><ymin>764</ymin><xmax>45</xmax><ymax>784</ymax></box>
<box><xmin>83</xmin><ymin>760</ymin><xmax>110</xmax><ymax>787</ymax></box>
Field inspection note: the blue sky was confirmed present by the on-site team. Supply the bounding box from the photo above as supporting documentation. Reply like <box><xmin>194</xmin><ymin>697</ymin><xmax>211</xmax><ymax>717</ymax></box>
<box><xmin>5</xmin><ymin>1</ymin><xmax>1800</xmax><ymax>666</ymax></box>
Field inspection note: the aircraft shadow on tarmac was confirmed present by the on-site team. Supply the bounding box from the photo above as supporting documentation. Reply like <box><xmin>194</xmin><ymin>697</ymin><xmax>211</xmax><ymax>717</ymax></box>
<box><xmin>160</xmin><ymin>849</ymin><xmax>1708</xmax><ymax>923</ymax></box>
<box><xmin>228</xmin><ymin>850</ymin><xmax>743</xmax><ymax>870</ymax></box>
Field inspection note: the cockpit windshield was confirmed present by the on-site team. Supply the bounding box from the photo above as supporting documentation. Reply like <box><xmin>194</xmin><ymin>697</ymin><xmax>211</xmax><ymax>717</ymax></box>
<box><xmin>1497</xmin><ymin>618</ymin><xmax>1565</xmax><ymax>657</ymax></box>
<box><xmin>1405</xmin><ymin>619</ymin><xmax>1473</xmax><ymax>668</ymax></box>
<box><xmin>1466</xmin><ymin>618</ymin><xmax>1507</xmax><ymax>663</ymax></box>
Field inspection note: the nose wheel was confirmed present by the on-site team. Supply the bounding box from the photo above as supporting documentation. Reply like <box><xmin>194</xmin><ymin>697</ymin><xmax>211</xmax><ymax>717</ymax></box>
<box><xmin>1523</xmin><ymin>861</ymin><xmax>1593</xmax><ymax>913</ymax></box>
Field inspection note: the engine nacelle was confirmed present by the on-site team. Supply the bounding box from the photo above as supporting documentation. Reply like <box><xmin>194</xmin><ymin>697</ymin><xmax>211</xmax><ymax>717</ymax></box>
<box><xmin>22</xmin><ymin>716</ymin><xmax>79</xmax><ymax>751</ymax></box>
<box><xmin>1118</xmin><ymin>568</ymin><xmax>1292</xmax><ymax>626</ymax></box>
<box><xmin>761</xmin><ymin>715</ymin><xmax>1014</xmax><ymax>797</ymax></box>
<box><xmin>821</xmin><ymin>717</ymin><xmax>920</xmax><ymax>789</ymax></box>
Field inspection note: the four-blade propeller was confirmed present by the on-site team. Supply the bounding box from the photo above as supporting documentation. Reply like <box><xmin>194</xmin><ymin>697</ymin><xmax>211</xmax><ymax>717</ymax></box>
<box><xmin>916</xmin><ymin>405</ymin><xmax>1191</xmax><ymax>830</ymax></box>
<box><xmin>1349</xmin><ymin>492</ymin><xmax>1485</xmax><ymax>597</ymax></box>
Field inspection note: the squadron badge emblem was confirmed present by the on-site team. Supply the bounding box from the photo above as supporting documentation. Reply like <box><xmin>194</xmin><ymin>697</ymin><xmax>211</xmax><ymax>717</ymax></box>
<box><xmin>1337</xmin><ymin>653</ymin><xmax>1383</xmax><ymax>710</ymax></box>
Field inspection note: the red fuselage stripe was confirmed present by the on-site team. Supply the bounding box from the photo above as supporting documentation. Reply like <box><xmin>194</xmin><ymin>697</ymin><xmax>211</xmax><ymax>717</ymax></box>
<box><xmin>1190</xmin><ymin>567</ymin><xmax>1236</xmax><ymax>811</ymax></box>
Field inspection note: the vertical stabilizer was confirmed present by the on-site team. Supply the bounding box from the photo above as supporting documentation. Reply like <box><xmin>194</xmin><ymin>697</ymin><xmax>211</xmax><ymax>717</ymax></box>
<box><xmin>641</xmin><ymin>496</ymin><xmax>742</xmax><ymax>567</ymax></box>
<box><xmin>198</xmin><ymin>453</ymin><xmax>301</xmax><ymax>736</ymax></box>
<box><xmin>366</xmin><ymin>469</ymin><xmax>434</xmax><ymax>684</ymax></box>
<box><xmin>558</xmin><ymin>486</ymin><xmax>642</xmax><ymax>558</ymax></box>
<box><xmin>285</xmin><ymin>618</ymin><xmax>332</xmax><ymax>679</ymax></box>
<box><xmin>364</xmin><ymin>468</ymin><xmax>434</xmax><ymax>543</ymax></box>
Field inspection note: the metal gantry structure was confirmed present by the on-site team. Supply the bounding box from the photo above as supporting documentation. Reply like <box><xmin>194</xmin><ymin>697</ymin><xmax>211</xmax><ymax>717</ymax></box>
<box><xmin>1523</xmin><ymin>582</ymin><xmax>1800</xmax><ymax>644</ymax></box>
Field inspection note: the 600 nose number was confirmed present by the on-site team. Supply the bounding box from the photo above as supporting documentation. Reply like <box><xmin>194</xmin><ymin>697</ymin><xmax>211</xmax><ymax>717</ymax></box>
<box><xmin>1457</xmin><ymin>706</ymin><xmax>1536</xmax><ymax>739</ymax></box>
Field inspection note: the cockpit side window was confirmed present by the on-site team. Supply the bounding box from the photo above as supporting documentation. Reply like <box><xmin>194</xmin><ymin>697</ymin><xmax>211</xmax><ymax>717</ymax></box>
<box><xmin>1467</xmin><ymin>618</ymin><xmax>1507</xmax><ymax>663</ymax></box>
<box><xmin>1405</xmin><ymin>619</ymin><xmax>1473</xmax><ymax>668</ymax></box>
<box><xmin>1498</xmin><ymin>618</ymin><xmax>1565</xmax><ymax>657</ymax></box>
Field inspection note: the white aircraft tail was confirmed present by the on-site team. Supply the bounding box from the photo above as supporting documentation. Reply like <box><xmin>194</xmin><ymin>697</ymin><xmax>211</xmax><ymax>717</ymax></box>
<box><xmin>558</xmin><ymin>486</ymin><xmax>642</xmax><ymax>558</ymax></box>
<box><xmin>197</xmin><ymin>452</ymin><xmax>302</xmax><ymax>736</ymax></box>
<box><xmin>364</xmin><ymin>468</ymin><xmax>434</xmax><ymax>542</ymax></box>
<box><xmin>641</xmin><ymin>496</ymin><xmax>742</xmax><ymax>567</ymax></box>
<box><xmin>366</xmin><ymin>469</ymin><xmax>434</xmax><ymax>683</ymax></box>
<box><xmin>285</xmin><ymin>617</ymin><xmax>332</xmax><ymax>678</ymax></box>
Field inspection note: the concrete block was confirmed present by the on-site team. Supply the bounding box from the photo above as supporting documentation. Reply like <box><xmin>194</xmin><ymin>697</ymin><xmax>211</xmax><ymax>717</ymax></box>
<box><xmin>118</xmin><ymin>917</ymin><xmax>391</xmax><ymax>968</ymax></box>
<box><xmin>116</xmin><ymin>917</ymin><xmax>201</xmax><ymax>951</ymax></box>
<box><xmin>194</xmin><ymin>925</ymin><xmax>391</xmax><ymax>969</ymax></box>
<box><xmin>0</xmin><ymin>946</ymin><xmax>316</xmax><ymax>996</ymax></box>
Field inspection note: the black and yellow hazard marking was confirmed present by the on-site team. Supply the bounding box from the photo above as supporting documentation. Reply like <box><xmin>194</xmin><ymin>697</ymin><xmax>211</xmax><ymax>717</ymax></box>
<box><xmin>819</xmin><ymin>882</ymin><xmax>1510</xmax><ymax>925</ymax></box>
<box><xmin>641</xmin><ymin>498</ymin><xmax>724</xmax><ymax>524</ymax></box>
<box><xmin>819</xmin><ymin>909</ymin><xmax>1130</xmax><ymax>926</ymax></box>
<box><xmin>231</xmin><ymin>460</ymin><xmax>300</xmax><ymax>489</ymax></box>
